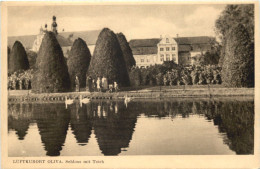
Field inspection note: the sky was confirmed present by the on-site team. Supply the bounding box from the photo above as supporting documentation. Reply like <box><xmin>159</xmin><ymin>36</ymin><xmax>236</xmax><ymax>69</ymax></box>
<box><xmin>8</xmin><ymin>4</ymin><xmax>226</xmax><ymax>40</ymax></box>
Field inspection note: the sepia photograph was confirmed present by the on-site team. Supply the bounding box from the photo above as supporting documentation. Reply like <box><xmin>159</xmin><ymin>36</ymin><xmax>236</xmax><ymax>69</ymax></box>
<box><xmin>1</xmin><ymin>1</ymin><xmax>259</xmax><ymax>168</ymax></box>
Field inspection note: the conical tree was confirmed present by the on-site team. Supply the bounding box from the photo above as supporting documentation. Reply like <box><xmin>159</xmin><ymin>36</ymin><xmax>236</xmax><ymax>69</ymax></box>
<box><xmin>116</xmin><ymin>33</ymin><xmax>136</xmax><ymax>70</ymax></box>
<box><xmin>87</xmin><ymin>28</ymin><xmax>130</xmax><ymax>86</ymax></box>
<box><xmin>221</xmin><ymin>23</ymin><xmax>254</xmax><ymax>87</ymax></box>
<box><xmin>31</xmin><ymin>31</ymin><xmax>70</xmax><ymax>93</ymax></box>
<box><xmin>8</xmin><ymin>41</ymin><xmax>29</xmax><ymax>74</ymax></box>
<box><xmin>67</xmin><ymin>38</ymin><xmax>91</xmax><ymax>89</ymax></box>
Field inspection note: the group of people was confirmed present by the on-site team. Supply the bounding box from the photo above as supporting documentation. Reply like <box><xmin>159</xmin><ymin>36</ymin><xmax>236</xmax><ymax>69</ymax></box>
<box><xmin>8</xmin><ymin>71</ymin><xmax>32</xmax><ymax>90</ymax></box>
<box><xmin>74</xmin><ymin>75</ymin><xmax>119</xmax><ymax>93</ymax></box>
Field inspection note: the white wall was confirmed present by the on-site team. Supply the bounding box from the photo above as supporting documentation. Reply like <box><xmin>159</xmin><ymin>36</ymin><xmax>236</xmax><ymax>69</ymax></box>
<box><xmin>134</xmin><ymin>54</ymin><xmax>157</xmax><ymax>68</ymax></box>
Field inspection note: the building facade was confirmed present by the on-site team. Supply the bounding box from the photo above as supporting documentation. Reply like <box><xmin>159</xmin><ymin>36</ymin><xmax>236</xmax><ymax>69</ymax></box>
<box><xmin>129</xmin><ymin>35</ymin><xmax>216</xmax><ymax>67</ymax></box>
<box><xmin>157</xmin><ymin>35</ymin><xmax>179</xmax><ymax>64</ymax></box>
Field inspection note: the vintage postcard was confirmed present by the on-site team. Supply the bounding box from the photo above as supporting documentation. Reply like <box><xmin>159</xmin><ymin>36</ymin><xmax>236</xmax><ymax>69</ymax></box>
<box><xmin>1</xmin><ymin>1</ymin><xmax>260</xmax><ymax>169</ymax></box>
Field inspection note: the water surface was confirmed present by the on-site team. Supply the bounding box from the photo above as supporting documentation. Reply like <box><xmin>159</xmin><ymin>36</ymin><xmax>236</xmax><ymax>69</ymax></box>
<box><xmin>8</xmin><ymin>97</ymin><xmax>254</xmax><ymax>156</ymax></box>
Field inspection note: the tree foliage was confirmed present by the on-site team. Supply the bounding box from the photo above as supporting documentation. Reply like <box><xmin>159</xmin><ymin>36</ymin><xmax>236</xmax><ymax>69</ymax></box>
<box><xmin>31</xmin><ymin>31</ymin><xmax>70</xmax><ymax>93</ymax></box>
<box><xmin>221</xmin><ymin>24</ymin><xmax>254</xmax><ymax>87</ymax></box>
<box><xmin>116</xmin><ymin>33</ymin><xmax>136</xmax><ymax>70</ymax></box>
<box><xmin>215</xmin><ymin>4</ymin><xmax>254</xmax><ymax>42</ymax></box>
<box><xmin>26</xmin><ymin>50</ymin><xmax>37</xmax><ymax>70</ymax></box>
<box><xmin>87</xmin><ymin>28</ymin><xmax>130</xmax><ymax>86</ymax></box>
<box><xmin>203</xmin><ymin>45</ymin><xmax>221</xmax><ymax>65</ymax></box>
<box><xmin>9</xmin><ymin>41</ymin><xmax>29</xmax><ymax>74</ymax></box>
<box><xmin>67</xmin><ymin>38</ymin><xmax>91</xmax><ymax>88</ymax></box>
<box><xmin>215</xmin><ymin>4</ymin><xmax>254</xmax><ymax>67</ymax></box>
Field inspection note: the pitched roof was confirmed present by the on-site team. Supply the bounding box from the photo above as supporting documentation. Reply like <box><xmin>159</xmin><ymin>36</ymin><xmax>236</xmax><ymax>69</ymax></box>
<box><xmin>8</xmin><ymin>30</ymin><xmax>101</xmax><ymax>49</ymax></box>
<box><xmin>174</xmin><ymin>36</ymin><xmax>215</xmax><ymax>45</ymax></box>
<box><xmin>129</xmin><ymin>38</ymin><xmax>160</xmax><ymax>55</ymax></box>
<box><xmin>129</xmin><ymin>36</ymin><xmax>216</xmax><ymax>55</ymax></box>
<box><xmin>56</xmin><ymin>35</ymin><xmax>73</xmax><ymax>47</ymax></box>
<box><xmin>131</xmin><ymin>47</ymin><xmax>158</xmax><ymax>55</ymax></box>
<box><xmin>129</xmin><ymin>38</ymin><xmax>161</xmax><ymax>47</ymax></box>
<box><xmin>8</xmin><ymin>35</ymin><xmax>36</xmax><ymax>49</ymax></box>
<box><xmin>178</xmin><ymin>45</ymin><xmax>191</xmax><ymax>52</ymax></box>
<box><xmin>59</xmin><ymin>30</ymin><xmax>100</xmax><ymax>45</ymax></box>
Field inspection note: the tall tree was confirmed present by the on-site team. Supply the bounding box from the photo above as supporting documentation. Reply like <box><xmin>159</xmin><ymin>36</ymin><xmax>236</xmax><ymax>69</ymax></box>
<box><xmin>221</xmin><ymin>23</ymin><xmax>254</xmax><ymax>87</ymax></box>
<box><xmin>8</xmin><ymin>41</ymin><xmax>29</xmax><ymax>74</ymax></box>
<box><xmin>116</xmin><ymin>33</ymin><xmax>136</xmax><ymax>70</ymax></box>
<box><xmin>31</xmin><ymin>31</ymin><xmax>70</xmax><ymax>93</ymax></box>
<box><xmin>67</xmin><ymin>38</ymin><xmax>91</xmax><ymax>89</ymax></box>
<box><xmin>215</xmin><ymin>4</ymin><xmax>254</xmax><ymax>66</ymax></box>
<box><xmin>87</xmin><ymin>28</ymin><xmax>130</xmax><ymax>86</ymax></box>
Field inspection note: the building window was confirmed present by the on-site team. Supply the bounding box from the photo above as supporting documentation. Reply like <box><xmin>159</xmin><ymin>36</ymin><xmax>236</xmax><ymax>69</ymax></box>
<box><xmin>141</xmin><ymin>59</ymin><xmax>144</xmax><ymax>62</ymax></box>
<box><xmin>160</xmin><ymin>54</ymin><xmax>164</xmax><ymax>62</ymax></box>
<box><xmin>166</xmin><ymin>54</ymin><xmax>170</xmax><ymax>61</ymax></box>
<box><xmin>166</xmin><ymin>38</ymin><xmax>169</xmax><ymax>43</ymax></box>
<box><xmin>147</xmin><ymin>59</ymin><xmax>149</xmax><ymax>62</ymax></box>
<box><xmin>172</xmin><ymin>47</ymin><xmax>175</xmax><ymax>50</ymax></box>
<box><xmin>160</xmin><ymin>48</ymin><xmax>164</xmax><ymax>51</ymax></box>
<box><xmin>172</xmin><ymin>54</ymin><xmax>176</xmax><ymax>61</ymax></box>
<box><xmin>166</xmin><ymin>47</ymin><xmax>170</xmax><ymax>51</ymax></box>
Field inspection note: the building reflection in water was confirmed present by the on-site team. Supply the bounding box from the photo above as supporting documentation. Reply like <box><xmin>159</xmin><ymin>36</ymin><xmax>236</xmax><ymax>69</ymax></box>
<box><xmin>8</xmin><ymin>97</ymin><xmax>254</xmax><ymax>156</ymax></box>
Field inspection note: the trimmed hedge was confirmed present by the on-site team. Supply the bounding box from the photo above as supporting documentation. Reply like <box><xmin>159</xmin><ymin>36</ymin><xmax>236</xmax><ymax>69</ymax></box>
<box><xmin>87</xmin><ymin>28</ymin><xmax>130</xmax><ymax>86</ymax></box>
<box><xmin>116</xmin><ymin>33</ymin><xmax>136</xmax><ymax>70</ymax></box>
<box><xmin>67</xmin><ymin>38</ymin><xmax>91</xmax><ymax>88</ymax></box>
<box><xmin>129</xmin><ymin>64</ymin><xmax>222</xmax><ymax>86</ymax></box>
<box><xmin>9</xmin><ymin>41</ymin><xmax>29</xmax><ymax>74</ymax></box>
<box><xmin>26</xmin><ymin>50</ymin><xmax>37</xmax><ymax>70</ymax></box>
<box><xmin>31</xmin><ymin>31</ymin><xmax>70</xmax><ymax>93</ymax></box>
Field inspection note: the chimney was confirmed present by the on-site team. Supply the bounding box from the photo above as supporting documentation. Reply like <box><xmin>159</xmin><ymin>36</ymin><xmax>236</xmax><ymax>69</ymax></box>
<box><xmin>176</xmin><ymin>34</ymin><xmax>179</xmax><ymax>38</ymax></box>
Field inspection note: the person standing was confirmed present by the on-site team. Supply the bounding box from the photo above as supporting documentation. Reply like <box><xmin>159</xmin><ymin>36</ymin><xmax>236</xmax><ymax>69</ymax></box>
<box><xmin>25</xmin><ymin>79</ymin><xmax>29</xmax><ymax>90</ymax></box>
<box><xmin>87</xmin><ymin>76</ymin><xmax>93</xmax><ymax>92</ymax></box>
<box><xmin>92</xmin><ymin>78</ymin><xmax>96</xmax><ymax>92</ymax></box>
<box><xmin>97</xmin><ymin>77</ymin><xmax>101</xmax><ymax>92</ymax></box>
<box><xmin>19</xmin><ymin>79</ymin><xmax>23</xmax><ymax>90</ymax></box>
<box><xmin>102</xmin><ymin>76</ymin><xmax>108</xmax><ymax>91</ymax></box>
<box><xmin>75</xmin><ymin>76</ymin><xmax>80</xmax><ymax>92</ymax></box>
<box><xmin>109</xmin><ymin>83</ymin><xmax>113</xmax><ymax>93</ymax></box>
<box><xmin>114</xmin><ymin>81</ymin><xmax>118</xmax><ymax>92</ymax></box>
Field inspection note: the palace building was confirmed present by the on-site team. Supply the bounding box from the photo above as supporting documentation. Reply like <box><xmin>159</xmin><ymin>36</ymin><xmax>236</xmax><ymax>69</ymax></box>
<box><xmin>129</xmin><ymin>35</ymin><xmax>216</xmax><ymax>68</ymax></box>
<box><xmin>31</xmin><ymin>16</ymin><xmax>72</xmax><ymax>57</ymax></box>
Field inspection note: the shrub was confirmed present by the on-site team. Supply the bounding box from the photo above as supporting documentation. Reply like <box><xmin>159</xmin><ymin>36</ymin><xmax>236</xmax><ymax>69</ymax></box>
<box><xmin>9</xmin><ymin>41</ymin><xmax>29</xmax><ymax>74</ymax></box>
<box><xmin>129</xmin><ymin>67</ymin><xmax>142</xmax><ymax>86</ymax></box>
<box><xmin>191</xmin><ymin>70</ymin><xmax>199</xmax><ymax>85</ymax></box>
<box><xmin>31</xmin><ymin>31</ymin><xmax>70</xmax><ymax>93</ymax></box>
<box><xmin>67</xmin><ymin>38</ymin><xmax>91</xmax><ymax>89</ymax></box>
<box><xmin>221</xmin><ymin>24</ymin><xmax>254</xmax><ymax>87</ymax></box>
<box><xmin>26</xmin><ymin>50</ymin><xmax>37</xmax><ymax>70</ymax></box>
<box><xmin>116</xmin><ymin>33</ymin><xmax>136</xmax><ymax>70</ymax></box>
<box><xmin>87</xmin><ymin>28</ymin><xmax>130</xmax><ymax>86</ymax></box>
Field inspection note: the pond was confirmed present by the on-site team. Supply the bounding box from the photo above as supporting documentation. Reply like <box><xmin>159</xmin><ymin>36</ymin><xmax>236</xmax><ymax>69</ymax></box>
<box><xmin>8</xmin><ymin>97</ymin><xmax>254</xmax><ymax>156</ymax></box>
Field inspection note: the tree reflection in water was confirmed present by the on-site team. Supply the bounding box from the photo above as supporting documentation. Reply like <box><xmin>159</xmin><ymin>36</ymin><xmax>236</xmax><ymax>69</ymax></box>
<box><xmin>34</xmin><ymin>103</ymin><xmax>70</xmax><ymax>156</ymax></box>
<box><xmin>8</xmin><ymin>103</ymin><xmax>32</xmax><ymax>140</ymax></box>
<box><xmin>93</xmin><ymin>100</ymin><xmax>138</xmax><ymax>155</ymax></box>
<box><xmin>69</xmin><ymin>102</ymin><xmax>93</xmax><ymax>146</ymax></box>
<box><xmin>8</xmin><ymin>97</ymin><xmax>254</xmax><ymax>156</ymax></box>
